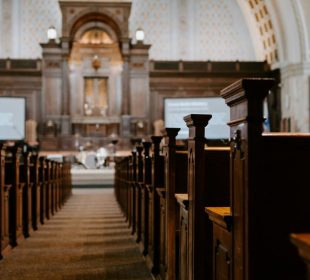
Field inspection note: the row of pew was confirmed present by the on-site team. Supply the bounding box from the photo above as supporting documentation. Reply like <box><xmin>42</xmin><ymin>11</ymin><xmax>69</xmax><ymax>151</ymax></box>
<box><xmin>114</xmin><ymin>78</ymin><xmax>310</xmax><ymax>280</ymax></box>
<box><xmin>0</xmin><ymin>142</ymin><xmax>72</xmax><ymax>259</ymax></box>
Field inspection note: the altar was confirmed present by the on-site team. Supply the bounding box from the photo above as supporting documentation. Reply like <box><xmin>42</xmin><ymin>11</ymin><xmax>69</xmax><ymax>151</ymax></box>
<box><xmin>71</xmin><ymin>168</ymin><xmax>115</xmax><ymax>188</ymax></box>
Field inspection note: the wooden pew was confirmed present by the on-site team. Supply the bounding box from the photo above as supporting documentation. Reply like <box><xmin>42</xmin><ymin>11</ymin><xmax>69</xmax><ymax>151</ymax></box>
<box><xmin>130</xmin><ymin>150</ymin><xmax>137</xmax><ymax>236</ymax></box>
<box><xmin>175</xmin><ymin>193</ymin><xmax>189</xmax><ymax>280</ymax></box>
<box><xmin>51</xmin><ymin>161</ymin><xmax>56</xmax><ymax>216</ymax></box>
<box><xmin>114</xmin><ymin>156</ymin><xmax>124</xmax><ymax>215</ymax></box>
<box><xmin>125</xmin><ymin>157</ymin><xmax>131</xmax><ymax>224</ymax></box>
<box><xmin>291</xmin><ymin>234</ymin><xmax>310</xmax><ymax>280</ymax></box>
<box><xmin>5</xmin><ymin>144</ymin><xmax>24</xmax><ymax>247</ymax></box>
<box><xmin>205</xmin><ymin>206</ymin><xmax>232</xmax><ymax>280</ymax></box>
<box><xmin>114</xmin><ymin>147</ymin><xmax>154</xmax><ymax>262</ymax></box>
<box><xmin>20</xmin><ymin>145</ymin><xmax>32</xmax><ymax>238</ymax></box>
<box><xmin>61</xmin><ymin>159</ymin><xmax>72</xmax><ymax>204</ymax></box>
<box><xmin>0</xmin><ymin>148</ymin><xmax>71</xmax><ymax>260</ymax></box>
<box><xmin>175</xmin><ymin>115</ymin><xmax>230</xmax><ymax>280</ymax></box>
<box><xmin>38</xmin><ymin>157</ymin><xmax>46</xmax><ymax>224</ymax></box>
<box><xmin>140</xmin><ymin>141</ymin><xmax>152</xmax><ymax>256</ymax></box>
<box><xmin>135</xmin><ymin>145</ymin><xmax>143</xmax><ymax>243</ymax></box>
<box><xmin>55</xmin><ymin>162</ymin><xmax>60</xmax><ymax>211</ymax></box>
<box><xmin>145</xmin><ymin>136</ymin><xmax>164</xmax><ymax>275</ymax></box>
<box><xmin>0</xmin><ymin>143</ymin><xmax>9</xmax><ymax>258</ymax></box>
<box><xmin>115</xmin><ymin>155</ymin><xmax>131</xmax><ymax>221</ymax></box>
<box><xmin>217</xmin><ymin>78</ymin><xmax>310</xmax><ymax>280</ymax></box>
<box><xmin>29</xmin><ymin>147</ymin><xmax>40</xmax><ymax>231</ymax></box>
<box><xmin>115</xmin><ymin>133</ymin><xmax>227</xmax><ymax>280</ymax></box>
<box><xmin>114</xmin><ymin>79</ymin><xmax>310</xmax><ymax>280</ymax></box>
<box><xmin>45</xmin><ymin>159</ymin><xmax>52</xmax><ymax>219</ymax></box>
<box><xmin>124</xmin><ymin>156</ymin><xmax>131</xmax><ymax>225</ymax></box>
<box><xmin>160</xmin><ymin>128</ymin><xmax>188</xmax><ymax>280</ymax></box>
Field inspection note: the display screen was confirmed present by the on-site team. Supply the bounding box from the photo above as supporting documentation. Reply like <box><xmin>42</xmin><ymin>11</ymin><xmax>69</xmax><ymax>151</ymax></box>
<box><xmin>0</xmin><ymin>97</ymin><xmax>26</xmax><ymax>141</ymax></box>
<box><xmin>164</xmin><ymin>97</ymin><xmax>230</xmax><ymax>139</ymax></box>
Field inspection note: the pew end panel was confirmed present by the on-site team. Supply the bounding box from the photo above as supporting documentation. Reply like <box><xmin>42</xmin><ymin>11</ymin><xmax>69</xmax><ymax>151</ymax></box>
<box><xmin>148</xmin><ymin>136</ymin><xmax>164</xmax><ymax>276</ymax></box>
<box><xmin>161</xmin><ymin>127</ymin><xmax>183</xmax><ymax>280</ymax></box>
<box><xmin>5</xmin><ymin>145</ymin><xmax>24</xmax><ymax>247</ymax></box>
<box><xmin>175</xmin><ymin>193</ymin><xmax>189</xmax><ymax>280</ymax></box>
<box><xmin>38</xmin><ymin>157</ymin><xmax>46</xmax><ymax>225</ymax></box>
<box><xmin>157</xmin><ymin>187</ymin><xmax>167</xmax><ymax>279</ymax></box>
<box><xmin>251</xmin><ymin>134</ymin><xmax>310</xmax><ymax>279</ymax></box>
<box><xmin>0</xmin><ymin>143</ymin><xmax>7</xmax><ymax>258</ymax></box>
<box><xmin>291</xmin><ymin>233</ymin><xmax>310</xmax><ymax>280</ymax></box>
<box><xmin>29</xmin><ymin>152</ymin><xmax>40</xmax><ymax>231</ymax></box>
<box><xmin>222</xmin><ymin>78</ymin><xmax>310</xmax><ymax>280</ymax></box>
<box><xmin>184</xmin><ymin>114</ymin><xmax>231</xmax><ymax>280</ymax></box>
<box><xmin>206</xmin><ymin>207</ymin><xmax>232</xmax><ymax>280</ymax></box>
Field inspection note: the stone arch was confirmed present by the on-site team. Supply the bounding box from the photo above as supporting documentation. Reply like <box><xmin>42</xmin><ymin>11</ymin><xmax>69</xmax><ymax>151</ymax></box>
<box><xmin>68</xmin><ymin>12</ymin><xmax>122</xmax><ymax>43</ymax></box>
<box><xmin>74</xmin><ymin>21</ymin><xmax>118</xmax><ymax>43</ymax></box>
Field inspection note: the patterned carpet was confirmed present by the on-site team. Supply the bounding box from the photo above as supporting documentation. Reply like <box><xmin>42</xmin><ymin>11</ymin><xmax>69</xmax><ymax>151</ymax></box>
<box><xmin>0</xmin><ymin>188</ymin><xmax>153</xmax><ymax>280</ymax></box>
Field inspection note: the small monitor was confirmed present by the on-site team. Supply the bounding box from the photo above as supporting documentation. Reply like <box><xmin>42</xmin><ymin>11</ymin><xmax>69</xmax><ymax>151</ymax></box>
<box><xmin>0</xmin><ymin>97</ymin><xmax>26</xmax><ymax>141</ymax></box>
<box><xmin>164</xmin><ymin>97</ymin><xmax>230</xmax><ymax>140</ymax></box>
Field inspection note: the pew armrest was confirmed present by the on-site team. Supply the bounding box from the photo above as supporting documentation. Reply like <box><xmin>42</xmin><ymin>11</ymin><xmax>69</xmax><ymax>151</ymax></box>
<box><xmin>205</xmin><ymin>207</ymin><xmax>232</xmax><ymax>231</ymax></box>
<box><xmin>4</xmin><ymin>184</ymin><xmax>12</xmax><ymax>192</ymax></box>
<box><xmin>175</xmin><ymin>193</ymin><xmax>189</xmax><ymax>210</ymax></box>
<box><xmin>146</xmin><ymin>184</ymin><xmax>153</xmax><ymax>192</ymax></box>
<box><xmin>290</xmin><ymin>233</ymin><xmax>310</xmax><ymax>261</ymax></box>
<box><xmin>156</xmin><ymin>188</ymin><xmax>166</xmax><ymax>199</ymax></box>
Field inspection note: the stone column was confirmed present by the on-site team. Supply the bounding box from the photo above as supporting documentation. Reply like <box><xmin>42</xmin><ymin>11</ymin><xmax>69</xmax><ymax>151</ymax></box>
<box><xmin>129</xmin><ymin>41</ymin><xmax>151</xmax><ymax>134</ymax></box>
<box><xmin>281</xmin><ymin>62</ymin><xmax>310</xmax><ymax>132</ymax></box>
<box><xmin>121</xmin><ymin>38</ymin><xmax>131</xmax><ymax>115</ymax></box>
<box><xmin>41</xmin><ymin>36</ymin><xmax>72</xmax><ymax>139</ymax></box>
<box><xmin>60</xmin><ymin>36</ymin><xmax>71</xmax><ymax>135</ymax></box>
<box><xmin>41</xmin><ymin>39</ymin><xmax>63</xmax><ymax>136</ymax></box>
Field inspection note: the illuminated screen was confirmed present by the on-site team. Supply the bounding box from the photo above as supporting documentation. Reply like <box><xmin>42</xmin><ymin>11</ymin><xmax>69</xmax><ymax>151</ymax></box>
<box><xmin>164</xmin><ymin>97</ymin><xmax>230</xmax><ymax>139</ymax></box>
<box><xmin>0</xmin><ymin>97</ymin><xmax>26</xmax><ymax>140</ymax></box>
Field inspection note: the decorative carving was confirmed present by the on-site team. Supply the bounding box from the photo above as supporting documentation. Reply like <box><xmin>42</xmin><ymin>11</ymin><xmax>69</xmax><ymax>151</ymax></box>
<box><xmin>233</xmin><ymin>129</ymin><xmax>242</xmax><ymax>151</ymax></box>
<box><xmin>46</xmin><ymin>61</ymin><xmax>60</xmax><ymax>68</ymax></box>
<box><xmin>92</xmin><ymin>55</ymin><xmax>101</xmax><ymax>70</ymax></box>
<box><xmin>131</xmin><ymin>62</ymin><xmax>144</xmax><ymax>69</ymax></box>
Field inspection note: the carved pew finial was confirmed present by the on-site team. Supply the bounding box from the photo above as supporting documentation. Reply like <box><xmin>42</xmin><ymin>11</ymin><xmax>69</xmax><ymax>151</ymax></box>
<box><xmin>142</xmin><ymin>141</ymin><xmax>152</xmax><ymax>185</ymax></box>
<box><xmin>183</xmin><ymin>114</ymin><xmax>212</xmax><ymax>280</ymax></box>
<box><xmin>160</xmin><ymin>128</ymin><xmax>180</xmax><ymax>280</ymax></box>
<box><xmin>150</xmin><ymin>136</ymin><xmax>163</xmax><ymax>274</ymax></box>
<box><xmin>221</xmin><ymin>78</ymin><xmax>275</xmax><ymax>138</ymax></box>
<box><xmin>184</xmin><ymin>114</ymin><xmax>212</xmax><ymax>138</ymax></box>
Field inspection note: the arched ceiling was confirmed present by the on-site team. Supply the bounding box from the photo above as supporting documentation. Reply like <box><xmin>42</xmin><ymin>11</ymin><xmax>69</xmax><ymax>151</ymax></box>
<box><xmin>237</xmin><ymin>0</ymin><xmax>277</xmax><ymax>64</ymax></box>
<box><xmin>265</xmin><ymin>0</ymin><xmax>310</xmax><ymax>64</ymax></box>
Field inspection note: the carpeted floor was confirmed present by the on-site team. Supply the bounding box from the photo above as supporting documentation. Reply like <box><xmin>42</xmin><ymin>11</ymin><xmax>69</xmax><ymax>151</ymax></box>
<box><xmin>0</xmin><ymin>188</ymin><xmax>153</xmax><ymax>280</ymax></box>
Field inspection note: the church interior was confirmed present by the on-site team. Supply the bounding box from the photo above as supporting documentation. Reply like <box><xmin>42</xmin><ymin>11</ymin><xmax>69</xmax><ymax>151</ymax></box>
<box><xmin>0</xmin><ymin>0</ymin><xmax>310</xmax><ymax>279</ymax></box>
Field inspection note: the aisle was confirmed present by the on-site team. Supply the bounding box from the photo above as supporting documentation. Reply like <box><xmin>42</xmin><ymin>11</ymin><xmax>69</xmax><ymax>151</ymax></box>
<box><xmin>0</xmin><ymin>188</ymin><xmax>153</xmax><ymax>280</ymax></box>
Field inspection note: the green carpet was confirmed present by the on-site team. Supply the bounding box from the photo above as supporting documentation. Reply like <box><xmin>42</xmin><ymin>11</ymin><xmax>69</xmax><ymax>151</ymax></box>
<box><xmin>0</xmin><ymin>188</ymin><xmax>153</xmax><ymax>280</ymax></box>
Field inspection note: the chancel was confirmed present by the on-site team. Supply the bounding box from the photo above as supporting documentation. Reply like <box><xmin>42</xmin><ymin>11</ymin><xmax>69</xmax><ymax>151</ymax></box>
<box><xmin>0</xmin><ymin>0</ymin><xmax>310</xmax><ymax>279</ymax></box>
